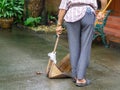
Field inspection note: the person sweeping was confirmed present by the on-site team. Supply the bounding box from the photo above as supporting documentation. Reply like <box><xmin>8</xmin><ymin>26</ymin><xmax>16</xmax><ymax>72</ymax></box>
<box><xmin>56</xmin><ymin>0</ymin><xmax>108</xmax><ymax>87</ymax></box>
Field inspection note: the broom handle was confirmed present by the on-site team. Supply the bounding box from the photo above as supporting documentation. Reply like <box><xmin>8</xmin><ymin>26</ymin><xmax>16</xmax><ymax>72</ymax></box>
<box><xmin>95</xmin><ymin>0</ymin><xmax>112</xmax><ymax>25</ymax></box>
<box><xmin>102</xmin><ymin>0</ymin><xmax>112</xmax><ymax>13</ymax></box>
<box><xmin>53</xmin><ymin>34</ymin><xmax>60</xmax><ymax>53</ymax></box>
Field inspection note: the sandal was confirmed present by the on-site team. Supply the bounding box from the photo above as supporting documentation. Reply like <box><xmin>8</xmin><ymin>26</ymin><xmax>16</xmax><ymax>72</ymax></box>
<box><xmin>76</xmin><ymin>79</ymin><xmax>91</xmax><ymax>87</ymax></box>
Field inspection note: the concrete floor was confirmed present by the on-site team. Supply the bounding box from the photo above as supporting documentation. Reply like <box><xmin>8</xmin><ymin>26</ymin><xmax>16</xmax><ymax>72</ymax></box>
<box><xmin>0</xmin><ymin>27</ymin><xmax>120</xmax><ymax>90</ymax></box>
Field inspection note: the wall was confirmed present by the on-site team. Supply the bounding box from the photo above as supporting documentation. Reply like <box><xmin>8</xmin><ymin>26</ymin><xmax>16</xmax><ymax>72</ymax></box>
<box><xmin>108</xmin><ymin>0</ymin><xmax>120</xmax><ymax>16</ymax></box>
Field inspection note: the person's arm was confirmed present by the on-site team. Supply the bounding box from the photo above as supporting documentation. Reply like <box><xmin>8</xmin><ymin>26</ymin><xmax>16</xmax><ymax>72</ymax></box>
<box><xmin>56</xmin><ymin>9</ymin><xmax>66</xmax><ymax>35</ymax></box>
<box><xmin>97</xmin><ymin>0</ymin><xmax>108</xmax><ymax>20</ymax></box>
<box><xmin>100</xmin><ymin>0</ymin><xmax>108</xmax><ymax>10</ymax></box>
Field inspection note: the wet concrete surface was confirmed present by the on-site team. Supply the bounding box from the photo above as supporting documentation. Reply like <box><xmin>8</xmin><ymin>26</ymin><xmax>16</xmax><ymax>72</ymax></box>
<box><xmin>0</xmin><ymin>27</ymin><xmax>120</xmax><ymax>90</ymax></box>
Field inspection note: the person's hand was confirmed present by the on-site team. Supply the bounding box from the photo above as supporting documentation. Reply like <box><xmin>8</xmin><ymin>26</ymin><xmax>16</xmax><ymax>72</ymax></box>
<box><xmin>96</xmin><ymin>11</ymin><xmax>105</xmax><ymax>20</ymax></box>
<box><xmin>56</xmin><ymin>25</ymin><xmax>63</xmax><ymax>35</ymax></box>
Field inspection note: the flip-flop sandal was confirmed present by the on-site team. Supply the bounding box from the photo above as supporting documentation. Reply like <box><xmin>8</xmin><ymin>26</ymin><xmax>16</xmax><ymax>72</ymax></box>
<box><xmin>76</xmin><ymin>79</ymin><xmax>91</xmax><ymax>87</ymax></box>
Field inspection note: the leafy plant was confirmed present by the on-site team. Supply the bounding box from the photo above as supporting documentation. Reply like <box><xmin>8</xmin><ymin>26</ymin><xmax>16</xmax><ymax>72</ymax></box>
<box><xmin>13</xmin><ymin>0</ymin><xmax>24</xmax><ymax>23</ymax></box>
<box><xmin>24</xmin><ymin>17</ymin><xmax>42</xmax><ymax>27</ymax></box>
<box><xmin>0</xmin><ymin>0</ymin><xmax>24</xmax><ymax>19</ymax></box>
<box><xmin>48</xmin><ymin>13</ymin><xmax>57</xmax><ymax>24</ymax></box>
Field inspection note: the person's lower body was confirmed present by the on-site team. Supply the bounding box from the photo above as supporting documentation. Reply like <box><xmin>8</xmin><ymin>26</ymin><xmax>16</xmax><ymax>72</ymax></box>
<box><xmin>65</xmin><ymin>11</ymin><xmax>95</xmax><ymax>87</ymax></box>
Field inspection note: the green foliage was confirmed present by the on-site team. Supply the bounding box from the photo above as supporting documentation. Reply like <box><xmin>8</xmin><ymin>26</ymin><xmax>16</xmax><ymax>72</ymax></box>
<box><xmin>48</xmin><ymin>13</ymin><xmax>57</xmax><ymax>24</ymax></box>
<box><xmin>24</xmin><ymin>17</ymin><xmax>42</xmax><ymax>27</ymax></box>
<box><xmin>14</xmin><ymin>0</ymin><xmax>24</xmax><ymax>23</ymax></box>
<box><xmin>0</xmin><ymin>0</ymin><xmax>24</xmax><ymax>20</ymax></box>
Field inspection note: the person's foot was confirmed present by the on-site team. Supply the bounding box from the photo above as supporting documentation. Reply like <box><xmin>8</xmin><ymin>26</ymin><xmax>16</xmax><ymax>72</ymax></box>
<box><xmin>76</xmin><ymin>79</ymin><xmax>91</xmax><ymax>87</ymax></box>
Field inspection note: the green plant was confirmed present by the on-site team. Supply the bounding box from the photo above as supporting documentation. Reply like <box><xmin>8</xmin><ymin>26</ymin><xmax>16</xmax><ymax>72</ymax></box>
<box><xmin>0</xmin><ymin>0</ymin><xmax>24</xmax><ymax>19</ymax></box>
<box><xmin>14</xmin><ymin>0</ymin><xmax>24</xmax><ymax>23</ymax></box>
<box><xmin>48</xmin><ymin>13</ymin><xmax>57</xmax><ymax>24</ymax></box>
<box><xmin>24</xmin><ymin>17</ymin><xmax>42</xmax><ymax>27</ymax></box>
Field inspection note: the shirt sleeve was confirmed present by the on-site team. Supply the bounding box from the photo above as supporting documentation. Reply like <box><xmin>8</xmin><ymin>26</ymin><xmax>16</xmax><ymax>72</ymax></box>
<box><xmin>59</xmin><ymin>0</ymin><xmax>68</xmax><ymax>10</ymax></box>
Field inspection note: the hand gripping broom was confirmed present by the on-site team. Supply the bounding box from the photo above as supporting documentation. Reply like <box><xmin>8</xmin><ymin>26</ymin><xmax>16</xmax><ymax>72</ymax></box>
<box><xmin>46</xmin><ymin>35</ymin><xmax>71</xmax><ymax>79</ymax></box>
<box><xmin>95</xmin><ymin>0</ymin><xmax>112</xmax><ymax>25</ymax></box>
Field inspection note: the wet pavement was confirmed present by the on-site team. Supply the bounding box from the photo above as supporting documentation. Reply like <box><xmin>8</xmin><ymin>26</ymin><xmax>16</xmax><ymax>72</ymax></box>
<box><xmin>0</xmin><ymin>27</ymin><xmax>120</xmax><ymax>90</ymax></box>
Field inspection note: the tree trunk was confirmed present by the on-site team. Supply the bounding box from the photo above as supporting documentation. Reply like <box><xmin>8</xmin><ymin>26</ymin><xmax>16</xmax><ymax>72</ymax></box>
<box><xmin>24</xmin><ymin>0</ymin><xmax>45</xmax><ymax>18</ymax></box>
<box><xmin>24</xmin><ymin>0</ymin><xmax>61</xmax><ymax>25</ymax></box>
<box><xmin>45</xmin><ymin>0</ymin><xmax>61</xmax><ymax>14</ymax></box>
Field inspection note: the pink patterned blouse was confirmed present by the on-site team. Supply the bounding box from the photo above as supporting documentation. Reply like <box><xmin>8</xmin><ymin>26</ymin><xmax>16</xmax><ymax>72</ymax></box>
<box><xmin>59</xmin><ymin>0</ymin><xmax>98</xmax><ymax>22</ymax></box>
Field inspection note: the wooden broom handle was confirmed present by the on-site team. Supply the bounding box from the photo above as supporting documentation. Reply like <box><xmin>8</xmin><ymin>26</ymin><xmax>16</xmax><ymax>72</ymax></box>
<box><xmin>95</xmin><ymin>0</ymin><xmax>112</xmax><ymax>25</ymax></box>
<box><xmin>101</xmin><ymin>0</ymin><xmax>112</xmax><ymax>13</ymax></box>
<box><xmin>53</xmin><ymin>34</ymin><xmax>60</xmax><ymax>53</ymax></box>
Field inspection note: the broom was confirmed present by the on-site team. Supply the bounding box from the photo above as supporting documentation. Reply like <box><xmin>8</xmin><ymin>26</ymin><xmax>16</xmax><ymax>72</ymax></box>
<box><xmin>46</xmin><ymin>35</ymin><xmax>71</xmax><ymax>79</ymax></box>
